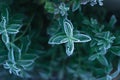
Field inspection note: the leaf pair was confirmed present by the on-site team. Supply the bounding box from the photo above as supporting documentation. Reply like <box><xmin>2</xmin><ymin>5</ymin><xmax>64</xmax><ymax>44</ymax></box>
<box><xmin>49</xmin><ymin>18</ymin><xmax>91</xmax><ymax>56</ymax></box>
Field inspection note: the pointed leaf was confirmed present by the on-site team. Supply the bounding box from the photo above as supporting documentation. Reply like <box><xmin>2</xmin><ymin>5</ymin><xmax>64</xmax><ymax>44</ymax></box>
<box><xmin>74</xmin><ymin>33</ymin><xmax>91</xmax><ymax>42</ymax></box>
<box><xmin>2</xmin><ymin>32</ymin><xmax>9</xmax><ymax>44</ymax></box>
<box><xmin>65</xmin><ymin>40</ymin><xmax>74</xmax><ymax>56</ymax></box>
<box><xmin>48</xmin><ymin>32</ymin><xmax>68</xmax><ymax>44</ymax></box>
<box><xmin>110</xmin><ymin>46</ymin><xmax>120</xmax><ymax>56</ymax></box>
<box><xmin>88</xmin><ymin>54</ymin><xmax>98</xmax><ymax>61</ymax></box>
<box><xmin>10</xmin><ymin>43</ymin><xmax>21</xmax><ymax>60</ymax></box>
<box><xmin>97</xmin><ymin>55</ymin><xmax>109</xmax><ymax>66</ymax></box>
<box><xmin>64</xmin><ymin>18</ymin><xmax>73</xmax><ymax>37</ymax></box>
<box><xmin>7</xmin><ymin>29</ymin><xmax>19</xmax><ymax>34</ymax></box>
<box><xmin>8</xmin><ymin>48</ymin><xmax>15</xmax><ymax>62</ymax></box>
<box><xmin>7</xmin><ymin>24</ymin><xmax>22</xmax><ymax>34</ymax></box>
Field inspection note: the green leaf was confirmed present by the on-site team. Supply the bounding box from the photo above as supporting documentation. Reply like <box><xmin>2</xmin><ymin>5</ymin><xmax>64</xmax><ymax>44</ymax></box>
<box><xmin>48</xmin><ymin>32</ymin><xmax>68</xmax><ymax>44</ymax></box>
<box><xmin>108</xmin><ymin>15</ymin><xmax>117</xmax><ymax>28</ymax></box>
<box><xmin>8</xmin><ymin>48</ymin><xmax>15</xmax><ymax>62</ymax></box>
<box><xmin>7</xmin><ymin>24</ymin><xmax>22</xmax><ymax>34</ymax></box>
<box><xmin>7</xmin><ymin>28</ymin><xmax>19</xmax><ymax>34</ymax></box>
<box><xmin>2</xmin><ymin>32</ymin><xmax>9</xmax><ymax>44</ymax></box>
<box><xmin>73</xmin><ymin>33</ymin><xmax>91</xmax><ymax>42</ymax></box>
<box><xmin>71</xmin><ymin>37</ymin><xmax>80</xmax><ymax>42</ymax></box>
<box><xmin>89</xmin><ymin>54</ymin><xmax>98</xmax><ymax>61</ymax></box>
<box><xmin>72</xmin><ymin>0</ymin><xmax>80</xmax><ymax>12</ymax></box>
<box><xmin>97</xmin><ymin>55</ymin><xmax>109</xmax><ymax>66</ymax></box>
<box><xmin>105</xmin><ymin>64</ymin><xmax>113</xmax><ymax>74</ymax></box>
<box><xmin>64</xmin><ymin>18</ymin><xmax>73</xmax><ymax>37</ymax></box>
<box><xmin>65</xmin><ymin>40</ymin><xmax>74</xmax><ymax>56</ymax></box>
<box><xmin>110</xmin><ymin>46</ymin><xmax>120</xmax><ymax>56</ymax></box>
<box><xmin>10</xmin><ymin>43</ymin><xmax>21</xmax><ymax>60</ymax></box>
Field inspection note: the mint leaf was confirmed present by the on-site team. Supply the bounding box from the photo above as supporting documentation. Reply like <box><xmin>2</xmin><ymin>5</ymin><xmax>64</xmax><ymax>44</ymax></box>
<box><xmin>74</xmin><ymin>33</ymin><xmax>91</xmax><ymax>42</ymax></box>
<box><xmin>48</xmin><ymin>32</ymin><xmax>68</xmax><ymax>44</ymax></box>
<box><xmin>7</xmin><ymin>24</ymin><xmax>22</xmax><ymax>34</ymax></box>
<box><xmin>97</xmin><ymin>55</ymin><xmax>109</xmax><ymax>66</ymax></box>
<box><xmin>64</xmin><ymin>18</ymin><xmax>73</xmax><ymax>37</ymax></box>
<box><xmin>65</xmin><ymin>40</ymin><xmax>74</xmax><ymax>56</ymax></box>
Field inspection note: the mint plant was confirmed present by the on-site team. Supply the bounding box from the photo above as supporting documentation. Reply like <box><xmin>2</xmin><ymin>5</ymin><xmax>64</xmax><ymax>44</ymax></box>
<box><xmin>0</xmin><ymin>8</ymin><xmax>37</xmax><ymax>77</ymax></box>
<box><xmin>1</xmin><ymin>0</ymin><xmax>120</xmax><ymax>80</ymax></box>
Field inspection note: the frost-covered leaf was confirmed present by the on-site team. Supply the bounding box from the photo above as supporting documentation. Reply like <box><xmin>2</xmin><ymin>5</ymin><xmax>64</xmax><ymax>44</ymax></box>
<box><xmin>64</xmin><ymin>18</ymin><xmax>73</xmax><ymax>37</ymax></box>
<box><xmin>48</xmin><ymin>32</ymin><xmax>68</xmax><ymax>44</ymax></box>
<box><xmin>65</xmin><ymin>40</ymin><xmax>74</xmax><ymax>56</ymax></box>
<box><xmin>10</xmin><ymin>43</ymin><xmax>21</xmax><ymax>60</ymax></box>
<box><xmin>7</xmin><ymin>24</ymin><xmax>22</xmax><ymax>34</ymax></box>
<box><xmin>74</xmin><ymin>33</ymin><xmax>91</xmax><ymax>42</ymax></box>
<box><xmin>7</xmin><ymin>29</ymin><xmax>19</xmax><ymax>34</ymax></box>
<box><xmin>2</xmin><ymin>32</ymin><xmax>9</xmax><ymax>44</ymax></box>
<box><xmin>8</xmin><ymin>48</ymin><xmax>15</xmax><ymax>62</ymax></box>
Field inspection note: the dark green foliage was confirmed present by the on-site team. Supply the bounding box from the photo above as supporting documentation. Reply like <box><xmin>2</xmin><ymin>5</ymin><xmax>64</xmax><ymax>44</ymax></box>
<box><xmin>0</xmin><ymin>0</ymin><xmax>120</xmax><ymax>80</ymax></box>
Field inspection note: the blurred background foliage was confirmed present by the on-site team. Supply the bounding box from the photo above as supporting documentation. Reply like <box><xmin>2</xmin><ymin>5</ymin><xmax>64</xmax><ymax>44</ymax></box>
<box><xmin>0</xmin><ymin>0</ymin><xmax>120</xmax><ymax>80</ymax></box>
